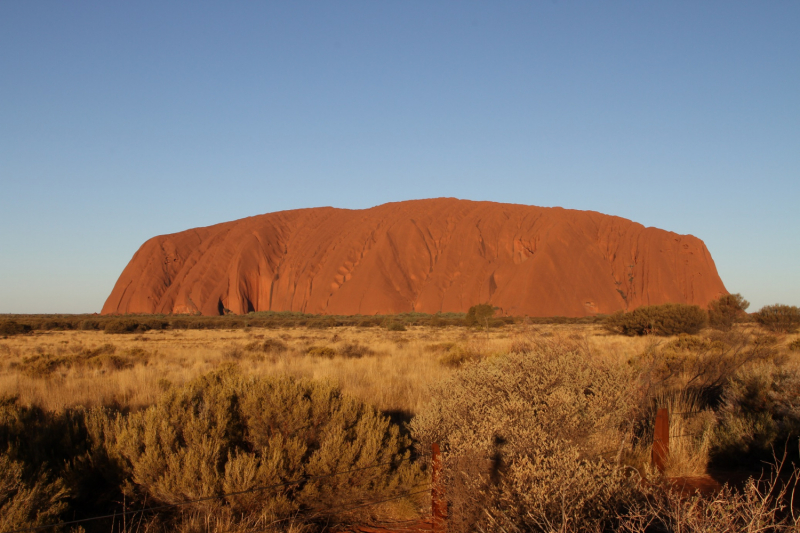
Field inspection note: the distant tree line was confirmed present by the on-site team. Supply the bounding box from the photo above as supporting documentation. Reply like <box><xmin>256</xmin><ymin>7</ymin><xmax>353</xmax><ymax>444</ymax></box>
<box><xmin>3</xmin><ymin>296</ymin><xmax>797</xmax><ymax>338</ymax></box>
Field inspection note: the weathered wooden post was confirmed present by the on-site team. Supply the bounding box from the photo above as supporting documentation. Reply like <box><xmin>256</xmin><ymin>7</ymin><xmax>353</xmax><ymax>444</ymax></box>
<box><xmin>652</xmin><ymin>408</ymin><xmax>669</xmax><ymax>473</ymax></box>
<box><xmin>431</xmin><ymin>442</ymin><xmax>446</xmax><ymax>532</ymax></box>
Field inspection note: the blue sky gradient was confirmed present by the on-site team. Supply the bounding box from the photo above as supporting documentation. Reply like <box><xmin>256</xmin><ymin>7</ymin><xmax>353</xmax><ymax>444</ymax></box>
<box><xmin>1</xmin><ymin>1</ymin><xmax>798</xmax><ymax>313</ymax></box>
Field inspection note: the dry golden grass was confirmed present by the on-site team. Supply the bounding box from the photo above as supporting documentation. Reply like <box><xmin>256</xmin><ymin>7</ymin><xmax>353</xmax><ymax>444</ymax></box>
<box><xmin>2</xmin><ymin>322</ymin><xmax>799</xmax><ymax>531</ymax></box>
<box><xmin>2</xmin><ymin>322</ymin><xmax>798</xmax><ymax>480</ymax></box>
<box><xmin>0</xmin><ymin>323</ymin><xmax>647</xmax><ymax>415</ymax></box>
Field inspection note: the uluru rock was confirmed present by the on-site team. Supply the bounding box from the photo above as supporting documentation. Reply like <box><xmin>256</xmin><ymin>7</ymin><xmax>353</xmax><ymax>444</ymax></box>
<box><xmin>102</xmin><ymin>198</ymin><xmax>727</xmax><ymax>317</ymax></box>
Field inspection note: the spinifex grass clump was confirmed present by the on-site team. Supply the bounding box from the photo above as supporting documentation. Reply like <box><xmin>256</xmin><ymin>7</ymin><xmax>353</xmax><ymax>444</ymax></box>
<box><xmin>17</xmin><ymin>343</ymin><xmax>151</xmax><ymax>377</ymax></box>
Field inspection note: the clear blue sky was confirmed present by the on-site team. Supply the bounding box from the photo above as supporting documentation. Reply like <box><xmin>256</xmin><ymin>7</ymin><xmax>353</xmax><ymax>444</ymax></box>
<box><xmin>1</xmin><ymin>1</ymin><xmax>798</xmax><ymax>314</ymax></box>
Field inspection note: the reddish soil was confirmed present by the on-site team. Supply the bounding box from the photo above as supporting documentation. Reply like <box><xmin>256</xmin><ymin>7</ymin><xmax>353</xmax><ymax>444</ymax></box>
<box><xmin>102</xmin><ymin>198</ymin><xmax>727</xmax><ymax>316</ymax></box>
<box><xmin>341</xmin><ymin>520</ymin><xmax>436</xmax><ymax>532</ymax></box>
<box><xmin>669</xmin><ymin>475</ymin><xmax>724</xmax><ymax>496</ymax></box>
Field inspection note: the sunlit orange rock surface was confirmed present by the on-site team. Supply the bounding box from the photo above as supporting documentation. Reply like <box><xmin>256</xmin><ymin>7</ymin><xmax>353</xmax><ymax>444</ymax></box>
<box><xmin>102</xmin><ymin>199</ymin><xmax>727</xmax><ymax>317</ymax></box>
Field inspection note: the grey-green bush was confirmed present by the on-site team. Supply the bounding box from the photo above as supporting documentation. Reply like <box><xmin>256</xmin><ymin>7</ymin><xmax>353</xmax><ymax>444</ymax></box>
<box><xmin>101</xmin><ymin>367</ymin><xmax>421</xmax><ymax>527</ymax></box>
<box><xmin>411</xmin><ymin>338</ymin><xmax>640</xmax><ymax>532</ymax></box>
<box><xmin>0</xmin><ymin>454</ymin><xmax>67</xmax><ymax>531</ymax></box>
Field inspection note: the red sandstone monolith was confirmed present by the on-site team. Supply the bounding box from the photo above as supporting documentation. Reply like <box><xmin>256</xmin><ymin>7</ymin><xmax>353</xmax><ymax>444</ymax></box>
<box><xmin>102</xmin><ymin>198</ymin><xmax>728</xmax><ymax>316</ymax></box>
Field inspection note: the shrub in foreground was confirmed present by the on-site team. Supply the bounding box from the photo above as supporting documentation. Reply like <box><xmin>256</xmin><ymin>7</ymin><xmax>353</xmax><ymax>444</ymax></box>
<box><xmin>605</xmin><ymin>303</ymin><xmax>708</xmax><ymax>336</ymax></box>
<box><xmin>619</xmin><ymin>463</ymin><xmax>799</xmax><ymax>533</ymax></box>
<box><xmin>0</xmin><ymin>369</ymin><xmax>421</xmax><ymax>531</ymax></box>
<box><xmin>710</xmin><ymin>363</ymin><xmax>800</xmax><ymax>466</ymax></box>
<box><xmin>100</xmin><ymin>368</ymin><xmax>421</xmax><ymax>527</ymax></box>
<box><xmin>0</xmin><ymin>454</ymin><xmax>67</xmax><ymax>532</ymax></box>
<box><xmin>411</xmin><ymin>339</ymin><xmax>640</xmax><ymax>532</ymax></box>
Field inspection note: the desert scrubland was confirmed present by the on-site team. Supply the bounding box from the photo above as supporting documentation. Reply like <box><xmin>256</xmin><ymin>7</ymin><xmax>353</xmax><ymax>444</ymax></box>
<box><xmin>0</xmin><ymin>322</ymin><xmax>646</xmax><ymax>414</ymax></box>
<box><xmin>1</xmin><ymin>309</ymin><xmax>799</xmax><ymax>532</ymax></box>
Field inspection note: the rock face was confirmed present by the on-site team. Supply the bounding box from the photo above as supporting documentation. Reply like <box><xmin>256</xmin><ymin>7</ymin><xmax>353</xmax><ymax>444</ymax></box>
<box><xmin>102</xmin><ymin>198</ymin><xmax>727</xmax><ymax>317</ymax></box>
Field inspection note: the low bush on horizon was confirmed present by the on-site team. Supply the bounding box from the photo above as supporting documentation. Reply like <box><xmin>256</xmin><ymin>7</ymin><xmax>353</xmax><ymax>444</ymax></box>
<box><xmin>707</xmin><ymin>293</ymin><xmax>750</xmax><ymax>331</ymax></box>
<box><xmin>0</xmin><ymin>310</ymin><xmax>609</xmax><ymax>335</ymax></box>
<box><xmin>0</xmin><ymin>320</ymin><xmax>32</xmax><ymax>337</ymax></box>
<box><xmin>754</xmin><ymin>303</ymin><xmax>800</xmax><ymax>333</ymax></box>
<box><xmin>605</xmin><ymin>303</ymin><xmax>708</xmax><ymax>336</ymax></box>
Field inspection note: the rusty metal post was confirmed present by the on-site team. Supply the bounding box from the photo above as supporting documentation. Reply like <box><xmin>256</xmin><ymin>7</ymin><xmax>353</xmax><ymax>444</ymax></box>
<box><xmin>652</xmin><ymin>408</ymin><xmax>669</xmax><ymax>473</ymax></box>
<box><xmin>431</xmin><ymin>442</ymin><xmax>446</xmax><ymax>532</ymax></box>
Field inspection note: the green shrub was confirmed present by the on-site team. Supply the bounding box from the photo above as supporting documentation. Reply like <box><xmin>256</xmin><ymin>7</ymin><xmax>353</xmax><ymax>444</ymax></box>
<box><xmin>138</xmin><ymin>318</ymin><xmax>168</xmax><ymax>331</ymax></box>
<box><xmin>307</xmin><ymin>317</ymin><xmax>338</xmax><ymax>329</ymax></box>
<box><xmin>411</xmin><ymin>340</ymin><xmax>638</xmax><ymax>532</ymax></box>
<box><xmin>245</xmin><ymin>318</ymin><xmax>277</xmax><ymax>328</ymax></box>
<box><xmin>79</xmin><ymin>319</ymin><xmax>101</xmax><ymax>330</ymax></box>
<box><xmin>605</xmin><ymin>303</ymin><xmax>708</xmax><ymax>336</ymax></box>
<box><xmin>464</xmin><ymin>303</ymin><xmax>495</xmax><ymax>327</ymax></box>
<box><xmin>169</xmin><ymin>318</ymin><xmax>190</xmax><ymax>329</ymax></box>
<box><xmin>754</xmin><ymin>304</ymin><xmax>800</xmax><ymax>333</ymax></box>
<box><xmin>103</xmin><ymin>319</ymin><xmax>139</xmax><ymax>334</ymax></box>
<box><xmin>386</xmin><ymin>322</ymin><xmax>406</xmax><ymax>332</ymax></box>
<box><xmin>789</xmin><ymin>338</ymin><xmax>800</xmax><ymax>351</ymax></box>
<box><xmin>708</xmin><ymin>293</ymin><xmax>750</xmax><ymax>331</ymax></box>
<box><xmin>0</xmin><ymin>321</ymin><xmax>31</xmax><ymax>337</ymax></box>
